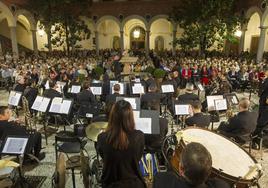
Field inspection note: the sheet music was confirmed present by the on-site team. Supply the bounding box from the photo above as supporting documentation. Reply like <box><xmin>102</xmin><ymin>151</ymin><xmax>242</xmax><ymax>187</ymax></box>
<box><xmin>70</xmin><ymin>85</ymin><xmax>81</xmax><ymax>94</ymax></box>
<box><xmin>197</xmin><ymin>83</ymin><xmax>204</xmax><ymax>91</ymax></box>
<box><xmin>39</xmin><ymin>98</ymin><xmax>50</xmax><ymax>112</ymax></box>
<box><xmin>161</xmin><ymin>85</ymin><xmax>174</xmax><ymax>93</ymax></box>
<box><xmin>232</xmin><ymin>96</ymin><xmax>238</xmax><ymax>105</ymax></box>
<box><xmin>214</xmin><ymin>99</ymin><xmax>228</xmax><ymax>111</ymax></box>
<box><xmin>45</xmin><ymin>80</ymin><xmax>49</xmax><ymax>89</ymax></box>
<box><xmin>60</xmin><ymin>100</ymin><xmax>72</xmax><ymax>114</ymax></box>
<box><xmin>8</xmin><ymin>91</ymin><xmax>21</xmax><ymax>106</ymax></box>
<box><xmin>31</xmin><ymin>96</ymin><xmax>43</xmax><ymax>110</ymax></box>
<box><xmin>49</xmin><ymin>97</ymin><xmax>63</xmax><ymax>113</ymax></box>
<box><xmin>135</xmin><ymin>78</ymin><xmax>141</xmax><ymax>83</ymax></box>
<box><xmin>123</xmin><ymin>98</ymin><xmax>137</xmax><ymax>110</ymax></box>
<box><xmin>175</xmin><ymin>105</ymin><xmax>190</xmax><ymax>115</ymax></box>
<box><xmin>91</xmin><ymin>87</ymin><xmax>102</xmax><ymax>95</ymax></box>
<box><xmin>207</xmin><ymin>95</ymin><xmax>224</xmax><ymax>111</ymax></box>
<box><xmin>132</xmin><ymin>85</ymin><xmax>145</xmax><ymax>94</ymax></box>
<box><xmin>2</xmin><ymin>137</ymin><xmax>28</xmax><ymax>154</ymax></box>
<box><xmin>135</xmin><ymin>118</ymin><xmax>152</xmax><ymax>134</ymax></box>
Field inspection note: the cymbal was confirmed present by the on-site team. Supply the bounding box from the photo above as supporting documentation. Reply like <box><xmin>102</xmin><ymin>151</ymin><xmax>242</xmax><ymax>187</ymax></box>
<box><xmin>86</xmin><ymin>122</ymin><xmax>108</xmax><ymax>142</ymax></box>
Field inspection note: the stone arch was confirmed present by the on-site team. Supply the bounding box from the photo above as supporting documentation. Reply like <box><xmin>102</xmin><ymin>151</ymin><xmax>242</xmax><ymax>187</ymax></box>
<box><xmin>261</xmin><ymin>7</ymin><xmax>268</xmax><ymax>27</ymax></box>
<box><xmin>14</xmin><ymin>9</ymin><xmax>36</xmax><ymax>30</ymax></box>
<box><xmin>96</xmin><ymin>15</ymin><xmax>121</xmax><ymax>31</ymax></box>
<box><xmin>148</xmin><ymin>14</ymin><xmax>169</xmax><ymax>29</ymax></box>
<box><xmin>245</xmin><ymin>6</ymin><xmax>262</xmax><ymax>23</ymax></box>
<box><xmin>0</xmin><ymin>1</ymin><xmax>16</xmax><ymax>27</ymax></box>
<box><xmin>122</xmin><ymin>15</ymin><xmax>148</xmax><ymax>31</ymax></box>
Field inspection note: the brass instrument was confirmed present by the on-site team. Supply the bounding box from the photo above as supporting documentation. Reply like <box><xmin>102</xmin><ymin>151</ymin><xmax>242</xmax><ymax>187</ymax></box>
<box><xmin>22</xmin><ymin>96</ymin><xmax>37</xmax><ymax>131</ymax></box>
<box><xmin>226</xmin><ymin>108</ymin><xmax>234</xmax><ymax>120</ymax></box>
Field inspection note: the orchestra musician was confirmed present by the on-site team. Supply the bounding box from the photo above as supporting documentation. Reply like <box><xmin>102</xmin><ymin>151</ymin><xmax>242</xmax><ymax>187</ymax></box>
<box><xmin>141</xmin><ymin>84</ymin><xmax>162</xmax><ymax>110</ymax></box>
<box><xmin>185</xmin><ymin>101</ymin><xmax>211</xmax><ymax>128</ymax></box>
<box><xmin>177</xmin><ymin>83</ymin><xmax>199</xmax><ymax>104</ymax></box>
<box><xmin>97</xmin><ymin>100</ymin><xmax>146</xmax><ymax>188</ymax></box>
<box><xmin>253</xmin><ymin>66</ymin><xmax>268</xmax><ymax>146</ymax></box>
<box><xmin>43</xmin><ymin>80</ymin><xmax>62</xmax><ymax>99</ymax></box>
<box><xmin>105</xmin><ymin>84</ymin><xmax>121</xmax><ymax>106</ymax></box>
<box><xmin>153</xmin><ymin>142</ymin><xmax>230</xmax><ymax>188</ymax></box>
<box><xmin>0</xmin><ymin>106</ymin><xmax>43</xmax><ymax>159</ymax></box>
<box><xmin>13</xmin><ymin>75</ymin><xmax>26</xmax><ymax>93</ymax></box>
<box><xmin>218</xmin><ymin>98</ymin><xmax>257</xmax><ymax>144</ymax></box>
<box><xmin>23</xmin><ymin>78</ymin><xmax>38</xmax><ymax>109</ymax></box>
<box><xmin>76</xmin><ymin>81</ymin><xmax>98</xmax><ymax>116</ymax></box>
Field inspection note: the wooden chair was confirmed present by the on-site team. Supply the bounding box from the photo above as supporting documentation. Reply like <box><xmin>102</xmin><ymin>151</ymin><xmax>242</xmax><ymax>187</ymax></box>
<box><xmin>52</xmin><ymin>152</ymin><xmax>66</xmax><ymax>188</ymax></box>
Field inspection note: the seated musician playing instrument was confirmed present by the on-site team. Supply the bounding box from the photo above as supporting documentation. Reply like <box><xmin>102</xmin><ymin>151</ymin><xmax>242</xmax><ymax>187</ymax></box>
<box><xmin>217</xmin><ymin>98</ymin><xmax>257</xmax><ymax>144</ymax></box>
<box><xmin>97</xmin><ymin>100</ymin><xmax>146</xmax><ymax>188</ymax></box>
<box><xmin>0</xmin><ymin>106</ymin><xmax>43</xmax><ymax>158</ymax></box>
<box><xmin>177</xmin><ymin>83</ymin><xmax>199</xmax><ymax>104</ymax></box>
<box><xmin>153</xmin><ymin>142</ymin><xmax>230</xmax><ymax>188</ymax></box>
<box><xmin>105</xmin><ymin>84</ymin><xmax>121</xmax><ymax>106</ymax></box>
<box><xmin>185</xmin><ymin>101</ymin><xmax>211</xmax><ymax>128</ymax></box>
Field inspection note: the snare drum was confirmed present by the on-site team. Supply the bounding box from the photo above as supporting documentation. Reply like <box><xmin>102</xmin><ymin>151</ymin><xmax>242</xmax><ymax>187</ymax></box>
<box><xmin>170</xmin><ymin>128</ymin><xmax>262</xmax><ymax>188</ymax></box>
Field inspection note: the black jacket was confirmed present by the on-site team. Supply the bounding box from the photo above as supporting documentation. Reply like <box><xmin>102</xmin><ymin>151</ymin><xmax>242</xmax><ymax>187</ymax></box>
<box><xmin>97</xmin><ymin>130</ymin><xmax>146</xmax><ymax>188</ymax></box>
<box><xmin>141</xmin><ymin>93</ymin><xmax>162</xmax><ymax>110</ymax></box>
<box><xmin>23</xmin><ymin>87</ymin><xmax>38</xmax><ymax>108</ymax></box>
<box><xmin>218</xmin><ymin>111</ymin><xmax>257</xmax><ymax>143</ymax></box>
<box><xmin>178</xmin><ymin>93</ymin><xmax>199</xmax><ymax>104</ymax></box>
<box><xmin>43</xmin><ymin>88</ymin><xmax>62</xmax><ymax>99</ymax></box>
<box><xmin>105</xmin><ymin>93</ymin><xmax>120</xmax><ymax>106</ymax></box>
<box><xmin>186</xmin><ymin>113</ymin><xmax>211</xmax><ymax>128</ymax></box>
<box><xmin>153</xmin><ymin>172</ymin><xmax>230</xmax><ymax>188</ymax></box>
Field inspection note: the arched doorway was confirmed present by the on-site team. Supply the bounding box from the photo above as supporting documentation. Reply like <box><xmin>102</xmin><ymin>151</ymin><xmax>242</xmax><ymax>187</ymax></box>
<box><xmin>155</xmin><ymin>36</ymin><xmax>164</xmax><ymax>51</ymax></box>
<box><xmin>113</xmin><ymin>36</ymin><xmax>120</xmax><ymax>49</ymax></box>
<box><xmin>130</xmin><ymin>26</ymin><xmax>145</xmax><ymax>50</ymax></box>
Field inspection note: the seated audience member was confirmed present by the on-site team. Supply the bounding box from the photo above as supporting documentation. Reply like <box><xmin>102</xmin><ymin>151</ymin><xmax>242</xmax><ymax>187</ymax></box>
<box><xmin>13</xmin><ymin>75</ymin><xmax>26</xmax><ymax>93</ymax></box>
<box><xmin>217</xmin><ymin>98</ymin><xmax>257</xmax><ymax>144</ymax></box>
<box><xmin>0</xmin><ymin>106</ymin><xmax>43</xmax><ymax>158</ymax></box>
<box><xmin>153</xmin><ymin>142</ymin><xmax>230</xmax><ymax>188</ymax></box>
<box><xmin>185</xmin><ymin>101</ymin><xmax>211</xmax><ymax>128</ymax></box>
<box><xmin>77</xmin><ymin>81</ymin><xmax>98</xmax><ymax>116</ymax></box>
<box><xmin>97</xmin><ymin>100</ymin><xmax>146</xmax><ymax>188</ymax></box>
<box><xmin>105</xmin><ymin>84</ymin><xmax>121</xmax><ymax>106</ymax></box>
<box><xmin>177</xmin><ymin>83</ymin><xmax>199</xmax><ymax>104</ymax></box>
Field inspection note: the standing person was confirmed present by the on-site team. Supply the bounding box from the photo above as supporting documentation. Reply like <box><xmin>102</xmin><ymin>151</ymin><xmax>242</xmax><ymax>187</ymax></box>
<box><xmin>97</xmin><ymin>100</ymin><xmax>146</xmax><ymax>188</ymax></box>
<box><xmin>253</xmin><ymin>66</ymin><xmax>268</xmax><ymax>146</ymax></box>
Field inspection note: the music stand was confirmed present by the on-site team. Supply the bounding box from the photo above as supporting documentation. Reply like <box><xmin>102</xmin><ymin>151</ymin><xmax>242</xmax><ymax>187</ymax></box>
<box><xmin>8</xmin><ymin>91</ymin><xmax>22</xmax><ymax>107</ymax></box>
<box><xmin>69</xmin><ymin>85</ymin><xmax>81</xmax><ymax>94</ymax></box>
<box><xmin>174</xmin><ymin>104</ymin><xmax>191</xmax><ymax>130</ymax></box>
<box><xmin>223</xmin><ymin>93</ymin><xmax>239</xmax><ymax>107</ymax></box>
<box><xmin>31</xmin><ymin>96</ymin><xmax>51</xmax><ymax>113</ymax></box>
<box><xmin>131</xmin><ymin>83</ymin><xmax>145</xmax><ymax>95</ymax></box>
<box><xmin>161</xmin><ymin>84</ymin><xmax>175</xmax><ymax>118</ymax></box>
<box><xmin>134</xmin><ymin>110</ymin><xmax>160</xmax><ymax>134</ymax></box>
<box><xmin>48</xmin><ymin>97</ymin><xmax>73</xmax><ymax>132</ymax></box>
<box><xmin>110</xmin><ymin>81</ymin><xmax>126</xmax><ymax>95</ymax></box>
<box><xmin>91</xmin><ymin>86</ymin><xmax>102</xmax><ymax>96</ymax></box>
<box><xmin>0</xmin><ymin>136</ymin><xmax>30</xmax><ymax>187</ymax></box>
<box><xmin>206</xmin><ymin>95</ymin><xmax>224</xmax><ymax>130</ymax></box>
<box><xmin>116</xmin><ymin>97</ymin><xmax>141</xmax><ymax>111</ymax></box>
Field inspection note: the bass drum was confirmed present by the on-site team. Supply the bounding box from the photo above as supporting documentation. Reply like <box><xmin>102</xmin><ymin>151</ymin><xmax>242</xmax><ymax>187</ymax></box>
<box><xmin>169</xmin><ymin>128</ymin><xmax>262</xmax><ymax>188</ymax></box>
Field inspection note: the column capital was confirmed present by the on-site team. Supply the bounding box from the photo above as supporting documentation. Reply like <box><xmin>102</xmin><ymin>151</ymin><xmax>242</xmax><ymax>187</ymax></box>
<box><xmin>259</xmin><ymin>26</ymin><xmax>268</xmax><ymax>30</ymax></box>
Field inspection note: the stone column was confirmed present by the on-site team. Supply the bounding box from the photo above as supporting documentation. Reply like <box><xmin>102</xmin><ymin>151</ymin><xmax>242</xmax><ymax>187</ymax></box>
<box><xmin>9</xmin><ymin>26</ymin><xmax>19</xmax><ymax>59</ymax></box>
<box><xmin>257</xmin><ymin>26</ymin><xmax>268</xmax><ymax>63</ymax></box>
<box><xmin>95</xmin><ymin>31</ymin><xmax>99</xmax><ymax>56</ymax></box>
<box><xmin>120</xmin><ymin>30</ymin><xmax>124</xmax><ymax>53</ymax></box>
<box><xmin>239</xmin><ymin>28</ymin><xmax>247</xmax><ymax>54</ymax></box>
<box><xmin>31</xmin><ymin>29</ymin><xmax>38</xmax><ymax>55</ymax></box>
<box><xmin>145</xmin><ymin>30</ymin><xmax>150</xmax><ymax>56</ymax></box>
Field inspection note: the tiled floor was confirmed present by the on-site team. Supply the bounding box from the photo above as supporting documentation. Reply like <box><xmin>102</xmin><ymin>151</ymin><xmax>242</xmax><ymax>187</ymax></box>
<box><xmin>0</xmin><ymin>89</ymin><xmax>268</xmax><ymax>188</ymax></box>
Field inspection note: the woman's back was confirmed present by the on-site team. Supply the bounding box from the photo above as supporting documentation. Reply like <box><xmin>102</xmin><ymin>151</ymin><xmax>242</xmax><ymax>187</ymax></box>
<box><xmin>97</xmin><ymin>130</ymin><xmax>146</xmax><ymax>188</ymax></box>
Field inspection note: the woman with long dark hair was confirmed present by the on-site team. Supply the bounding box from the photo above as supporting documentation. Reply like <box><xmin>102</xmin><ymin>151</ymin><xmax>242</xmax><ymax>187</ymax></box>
<box><xmin>97</xmin><ymin>100</ymin><xmax>146</xmax><ymax>188</ymax></box>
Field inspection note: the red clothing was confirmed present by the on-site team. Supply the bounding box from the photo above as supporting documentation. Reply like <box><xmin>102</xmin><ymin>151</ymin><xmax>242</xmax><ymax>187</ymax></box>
<box><xmin>259</xmin><ymin>71</ymin><xmax>265</xmax><ymax>82</ymax></box>
<box><xmin>201</xmin><ymin>69</ymin><xmax>209</xmax><ymax>85</ymax></box>
<box><xmin>181</xmin><ymin>69</ymin><xmax>192</xmax><ymax>79</ymax></box>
